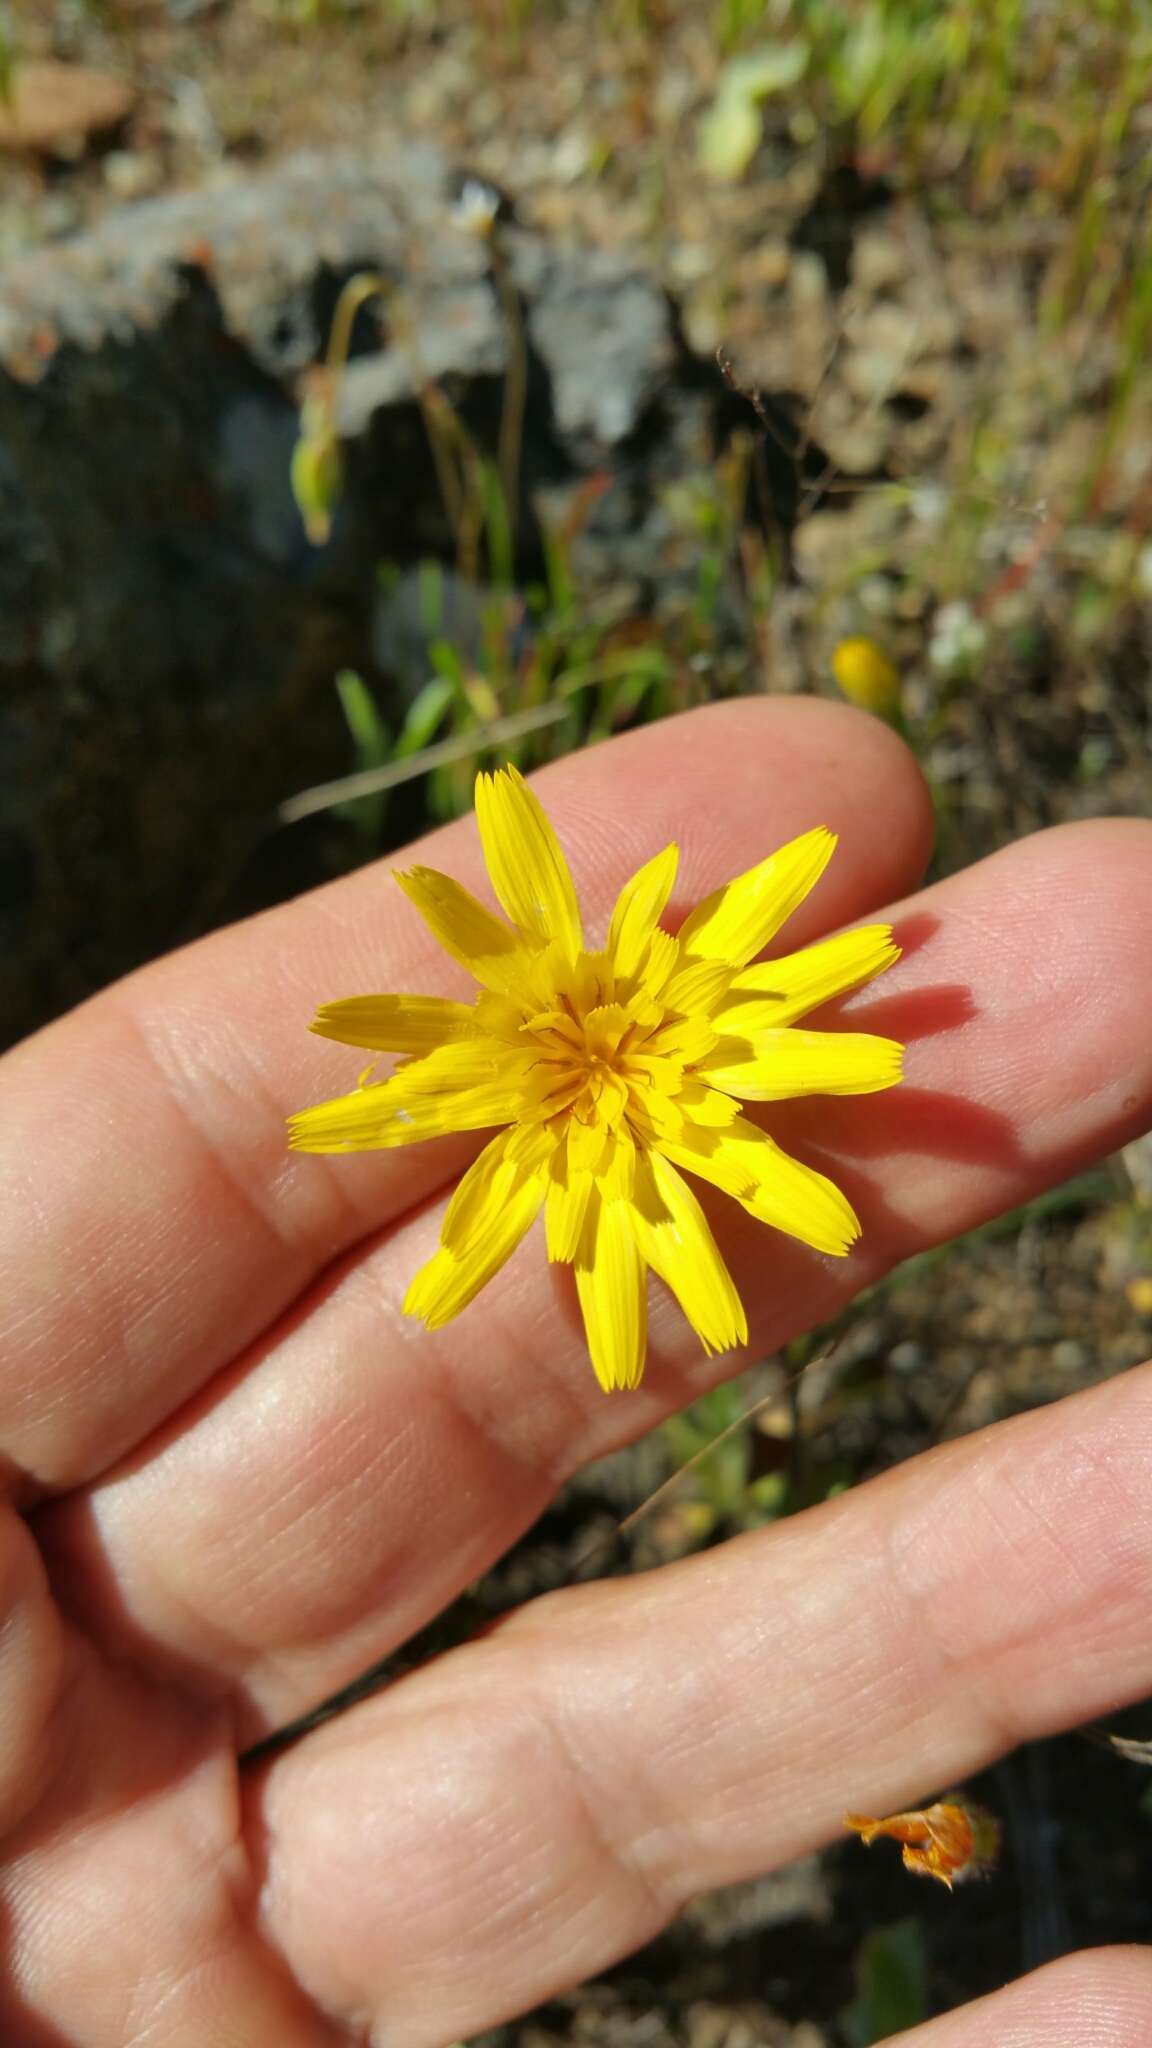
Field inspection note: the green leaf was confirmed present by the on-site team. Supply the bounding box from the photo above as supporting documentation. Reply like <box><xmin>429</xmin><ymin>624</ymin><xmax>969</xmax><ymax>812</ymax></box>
<box><xmin>722</xmin><ymin>43</ymin><xmax>810</xmax><ymax>99</ymax></box>
<box><xmin>479</xmin><ymin>460</ymin><xmax>515</xmax><ymax>591</ymax></box>
<box><xmin>395</xmin><ymin>675</ymin><xmax>457</xmax><ymax>757</ymax></box>
<box><xmin>698</xmin><ymin>42</ymin><xmax>809</xmax><ymax>180</ymax></box>
<box><xmin>333</xmin><ymin>671</ymin><xmax>391</xmax><ymax>848</ymax></box>
<box><xmin>417</xmin><ymin>559</ymin><xmax>445</xmax><ymax>638</ymax></box>
<box><xmin>428</xmin><ymin>638</ymin><xmax>468</xmax><ymax>691</ymax></box>
<box><xmin>842</xmin><ymin>1919</ymin><xmax>928</xmax><ymax>2046</ymax></box>
<box><xmin>335</xmin><ymin>670</ymin><xmax>389</xmax><ymax>765</ymax></box>
<box><xmin>698</xmin><ymin>89</ymin><xmax>765</xmax><ymax>180</ymax></box>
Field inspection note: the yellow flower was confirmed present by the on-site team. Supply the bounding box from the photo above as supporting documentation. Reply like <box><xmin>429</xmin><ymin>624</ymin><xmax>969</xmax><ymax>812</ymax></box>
<box><xmin>289</xmin><ymin>768</ymin><xmax>903</xmax><ymax>1391</ymax></box>
<box><xmin>832</xmin><ymin>637</ymin><xmax>902</xmax><ymax>720</ymax></box>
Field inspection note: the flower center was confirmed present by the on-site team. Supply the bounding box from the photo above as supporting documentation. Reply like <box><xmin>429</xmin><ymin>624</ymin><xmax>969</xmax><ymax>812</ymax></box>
<box><xmin>527</xmin><ymin>999</ymin><xmax>635</xmax><ymax>1129</ymax></box>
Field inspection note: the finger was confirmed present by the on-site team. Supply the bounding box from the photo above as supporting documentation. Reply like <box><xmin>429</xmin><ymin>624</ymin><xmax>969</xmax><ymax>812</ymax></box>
<box><xmin>0</xmin><ymin>1507</ymin><xmax>64</xmax><ymax>1835</ymax></box>
<box><xmin>0</xmin><ymin>698</ymin><xmax>931</xmax><ymax>1492</ymax></box>
<box><xmin>51</xmin><ymin>813</ymin><xmax>1152</xmax><ymax>1734</ymax></box>
<box><xmin>892</xmin><ymin>1951</ymin><xmax>1152</xmax><ymax>2048</ymax></box>
<box><xmin>252</xmin><ymin>1365</ymin><xmax>1152</xmax><ymax>2046</ymax></box>
<box><xmin>0</xmin><ymin>1674</ymin><xmax>347</xmax><ymax>2048</ymax></box>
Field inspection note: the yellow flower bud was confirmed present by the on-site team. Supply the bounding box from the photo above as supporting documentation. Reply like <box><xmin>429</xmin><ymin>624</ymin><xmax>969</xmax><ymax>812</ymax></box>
<box><xmin>832</xmin><ymin>637</ymin><xmax>902</xmax><ymax>719</ymax></box>
<box><xmin>291</xmin><ymin>389</ymin><xmax>343</xmax><ymax>547</ymax></box>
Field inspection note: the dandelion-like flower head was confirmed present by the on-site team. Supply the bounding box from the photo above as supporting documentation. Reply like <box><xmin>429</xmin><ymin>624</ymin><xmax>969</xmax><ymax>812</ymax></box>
<box><xmin>290</xmin><ymin>768</ymin><xmax>903</xmax><ymax>1389</ymax></box>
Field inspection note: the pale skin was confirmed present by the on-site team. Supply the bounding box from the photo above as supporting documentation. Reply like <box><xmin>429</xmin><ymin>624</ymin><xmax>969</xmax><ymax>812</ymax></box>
<box><xmin>4</xmin><ymin>698</ymin><xmax>1152</xmax><ymax>2047</ymax></box>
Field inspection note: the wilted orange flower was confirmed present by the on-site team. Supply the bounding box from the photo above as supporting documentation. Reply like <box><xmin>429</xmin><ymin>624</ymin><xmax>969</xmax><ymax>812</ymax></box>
<box><xmin>289</xmin><ymin>767</ymin><xmax>903</xmax><ymax>1390</ymax></box>
<box><xmin>844</xmin><ymin>1798</ymin><xmax>1001</xmax><ymax>1890</ymax></box>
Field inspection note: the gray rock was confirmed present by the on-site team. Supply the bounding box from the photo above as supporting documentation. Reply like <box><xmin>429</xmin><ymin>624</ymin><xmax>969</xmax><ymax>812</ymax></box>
<box><xmin>0</xmin><ymin>145</ymin><xmax>737</xmax><ymax>1044</ymax></box>
<box><xmin>888</xmin><ymin>1339</ymin><xmax>927</xmax><ymax>1376</ymax></box>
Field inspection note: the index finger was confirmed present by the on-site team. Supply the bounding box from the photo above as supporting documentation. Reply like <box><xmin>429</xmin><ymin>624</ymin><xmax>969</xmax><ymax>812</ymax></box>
<box><xmin>0</xmin><ymin>699</ymin><xmax>933</xmax><ymax>1490</ymax></box>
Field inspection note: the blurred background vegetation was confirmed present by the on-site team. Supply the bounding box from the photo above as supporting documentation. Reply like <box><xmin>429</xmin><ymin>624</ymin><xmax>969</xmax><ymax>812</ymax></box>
<box><xmin>4</xmin><ymin>0</ymin><xmax>1152</xmax><ymax>2041</ymax></box>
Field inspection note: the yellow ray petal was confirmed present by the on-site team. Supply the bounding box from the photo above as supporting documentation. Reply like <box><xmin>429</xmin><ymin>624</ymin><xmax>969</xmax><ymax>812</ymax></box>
<box><xmin>394</xmin><ymin>865</ymin><xmax>534</xmax><ymax>992</ymax></box>
<box><xmin>698</xmin><ymin>1029</ymin><xmax>904</xmax><ymax>1100</ymax></box>
<box><xmin>598</xmin><ymin>1123</ymin><xmax>637</xmax><ymax>1200</ymax></box>
<box><xmin>507</xmin><ymin>1117</ymin><xmax>559</xmax><ymax>1165</ymax></box>
<box><xmin>393</xmin><ymin>1038</ymin><xmax>516</xmax><ymax>1087</ymax></box>
<box><xmin>715</xmin><ymin>924</ymin><xmax>900</xmax><ymax>1031</ymax></box>
<box><xmin>474</xmin><ymin>766</ymin><xmax>583</xmax><ymax>955</ymax></box>
<box><xmin>582</xmin><ymin>1003</ymin><xmax>633</xmax><ymax>1058</ymax></box>
<box><xmin>568</xmin><ymin>1116</ymin><xmax>612</xmax><ymax>1175</ymax></box>
<box><xmin>675</xmin><ymin>1079</ymin><xmax>742</xmax><ymax>1126</ymax></box>
<box><xmin>519</xmin><ymin>1066</ymin><xmax>586</xmax><ymax>1123</ymax></box>
<box><xmin>404</xmin><ymin>1168</ymin><xmax>547</xmax><ymax>1329</ymax></box>
<box><xmin>542</xmin><ymin>946</ymin><xmax>616</xmax><ymax>1018</ymax></box>
<box><xmin>575</xmin><ymin>1191</ymin><xmax>648</xmax><ymax>1391</ymax></box>
<box><xmin>676</xmin><ymin>827</ymin><xmax>836</xmax><ymax>968</ymax></box>
<box><xmin>640</xmin><ymin>1013</ymin><xmax>720</xmax><ymax>1063</ymax></box>
<box><xmin>607</xmin><ymin>843</ymin><xmax>679</xmax><ymax>979</ymax></box>
<box><xmin>655</xmin><ymin>1115</ymin><xmax>860</xmax><ymax>1257</ymax></box>
<box><xmin>442</xmin><ymin>1123</ymin><xmax>556</xmax><ymax>1256</ymax></box>
<box><xmin>545</xmin><ymin>1149</ymin><xmax>595</xmax><ymax>1262</ymax></box>
<box><xmin>289</xmin><ymin>1040</ymin><xmax>527</xmax><ymax>1153</ymax></box>
<box><xmin>626</xmin><ymin>1058</ymin><xmax>689</xmax><ymax>1114</ymax></box>
<box><xmin>473</xmin><ymin>990</ymin><xmax>533</xmax><ymax>1042</ymax></box>
<box><xmin>627</xmin><ymin>927</ymin><xmax>679</xmax><ymax>1013</ymax></box>
<box><xmin>310</xmin><ymin>994</ymin><xmax>479</xmax><ymax>1053</ymax></box>
<box><xmin>630</xmin><ymin>1151</ymin><xmax>747</xmax><ymax>1356</ymax></box>
<box><xmin>626</xmin><ymin>1081</ymin><xmax>687</xmax><ymax>1145</ymax></box>
<box><xmin>660</xmin><ymin>958</ymin><xmax>734</xmax><ymax>1017</ymax></box>
<box><xmin>288</xmin><ymin>1081</ymin><xmax>518</xmax><ymax>1151</ymax></box>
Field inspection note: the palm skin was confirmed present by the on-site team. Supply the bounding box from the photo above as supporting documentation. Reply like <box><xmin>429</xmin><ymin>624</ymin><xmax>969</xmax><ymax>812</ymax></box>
<box><xmin>3</xmin><ymin>698</ymin><xmax>1152</xmax><ymax>2047</ymax></box>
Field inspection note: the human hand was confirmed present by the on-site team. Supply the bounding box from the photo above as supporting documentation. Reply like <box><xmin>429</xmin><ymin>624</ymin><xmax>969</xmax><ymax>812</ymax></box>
<box><xmin>2</xmin><ymin>698</ymin><xmax>1152</xmax><ymax>2046</ymax></box>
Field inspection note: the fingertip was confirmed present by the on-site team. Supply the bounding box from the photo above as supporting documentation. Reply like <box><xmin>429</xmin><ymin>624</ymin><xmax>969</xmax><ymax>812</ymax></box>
<box><xmin>533</xmin><ymin>696</ymin><xmax>937</xmax><ymax>926</ymax></box>
<box><xmin>896</xmin><ymin>1947</ymin><xmax>1152</xmax><ymax>2047</ymax></box>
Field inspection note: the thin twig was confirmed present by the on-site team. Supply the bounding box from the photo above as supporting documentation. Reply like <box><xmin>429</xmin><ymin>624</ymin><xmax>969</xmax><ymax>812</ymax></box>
<box><xmin>325</xmin><ymin>270</ymin><xmax>391</xmax><ymax>382</ymax></box>
<box><xmin>567</xmin><ymin>1344</ymin><xmax>837</xmax><ymax>1580</ymax></box>
<box><xmin>278</xmin><ymin>699</ymin><xmax>571</xmax><ymax>824</ymax></box>
<box><xmin>489</xmin><ymin>230</ymin><xmax>527</xmax><ymax>548</ymax></box>
<box><xmin>717</xmin><ymin>345</ymin><xmax>805</xmax><ymax>471</ymax></box>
